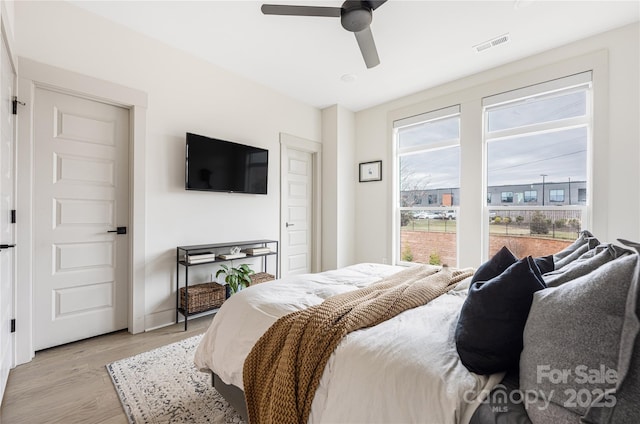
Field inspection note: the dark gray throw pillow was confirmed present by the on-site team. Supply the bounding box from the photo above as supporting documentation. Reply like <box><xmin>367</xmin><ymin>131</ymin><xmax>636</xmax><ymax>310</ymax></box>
<box><xmin>471</xmin><ymin>245</ymin><xmax>517</xmax><ymax>284</ymax></box>
<box><xmin>471</xmin><ymin>247</ymin><xmax>553</xmax><ymax>287</ymax></box>
<box><xmin>520</xmin><ymin>252</ymin><xmax>639</xmax><ymax>424</ymax></box>
<box><xmin>456</xmin><ymin>256</ymin><xmax>546</xmax><ymax>375</ymax></box>
<box><xmin>534</xmin><ymin>255</ymin><xmax>554</xmax><ymax>275</ymax></box>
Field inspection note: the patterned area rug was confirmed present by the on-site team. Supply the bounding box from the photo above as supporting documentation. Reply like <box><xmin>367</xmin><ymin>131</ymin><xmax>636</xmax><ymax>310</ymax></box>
<box><xmin>107</xmin><ymin>334</ymin><xmax>246</xmax><ymax>424</ymax></box>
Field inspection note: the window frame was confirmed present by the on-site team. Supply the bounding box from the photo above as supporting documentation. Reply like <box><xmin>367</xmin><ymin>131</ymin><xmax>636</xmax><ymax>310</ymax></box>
<box><xmin>550</xmin><ymin>189</ymin><xmax>565</xmax><ymax>203</ymax></box>
<box><xmin>482</xmin><ymin>72</ymin><xmax>593</xmax><ymax>259</ymax></box>
<box><xmin>578</xmin><ymin>188</ymin><xmax>587</xmax><ymax>203</ymax></box>
<box><xmin>394</xmin><ymin>105</ymin><xmax>461</xmax><ymax>266</ymax></box>
<box><xmin>501</xmin><ymin>191</ymin><xmax>514</xmax><ymax>203</ymax></box>
<box><xmin>524</xmin><ymin>190</ymin><xmax>538</xmax><ymax>203</ymax></box>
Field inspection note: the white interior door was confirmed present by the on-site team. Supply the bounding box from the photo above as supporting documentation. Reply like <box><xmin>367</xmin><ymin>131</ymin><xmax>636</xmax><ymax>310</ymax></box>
<box><xmin>281</xmin><ymin>146</ymin><xmax>313</xmax><ymax>276</ymax></box>
<box><xmin>33</xmin><ymin>88</ymin><xmax>129</xmax><ymax>351</ymax></box>
<box><xmin>0</xmin><ymin>32</ymin><xmax>16</xmax><ymax>401</ymax></box>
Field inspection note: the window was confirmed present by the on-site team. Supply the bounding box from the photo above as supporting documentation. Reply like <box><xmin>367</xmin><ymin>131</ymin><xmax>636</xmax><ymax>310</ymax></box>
<box><xmin>484</xmin><ymin>72</ymin><xmax>591</xmax><ymax>258</ymax></box>
<box><xmin>524</xmin><ymin>190</ymin><xmax>537</xmax><ymax>203</ymax></box>
<box><xmin>578</xmin><ymin>188</ymin><xmax>587</xmax><ymax>203</ymax></box>
<box><xmin>501</xmin><ymin>192</ymin><xmax>514</xmax><ymax>203</ymax></box>
<box><xmin>391</xmin><ymin>71</ymin><xmax>594</xmax><ymax>265</ymax></box>
<box><xmin>550</xmin><ymin>189</ymin><xmax>565</xmax><ymax>202</ymax></box>
<box><xmin>395</xmin><ymin>105</ymin><xmax>460</xmax><ymax>266</ymax></box>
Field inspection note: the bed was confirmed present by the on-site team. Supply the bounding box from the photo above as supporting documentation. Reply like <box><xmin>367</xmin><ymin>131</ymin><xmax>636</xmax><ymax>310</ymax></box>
<box><xmin>194</xmin><ymin>232</ymin><xmax>640</xmax><ymax>424</ymax></box>
<box><xmin>194</xmin><ymin>263</ymin><xmax>504</xmax><ymax>423</ymax></box>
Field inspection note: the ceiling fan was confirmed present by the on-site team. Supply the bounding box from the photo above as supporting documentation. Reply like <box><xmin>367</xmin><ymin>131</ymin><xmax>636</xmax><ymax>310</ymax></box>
<box><xmin>261</xmin><ymin>1</ymin><xmax>388</xmax><ymax>69</ymax></box>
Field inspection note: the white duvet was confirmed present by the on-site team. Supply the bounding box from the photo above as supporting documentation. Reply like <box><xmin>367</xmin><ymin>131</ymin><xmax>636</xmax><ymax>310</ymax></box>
<box><xmin>194</xmin><ymin>263</ymin><xmax>503</xmax><ymax>424</ymax></box>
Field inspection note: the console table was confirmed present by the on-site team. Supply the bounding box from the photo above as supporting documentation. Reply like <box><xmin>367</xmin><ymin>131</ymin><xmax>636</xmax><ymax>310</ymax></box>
<box><xmin>176</xmin><ymin>239</ymin><xmax>278</xmax><ymax>330</ymax></box>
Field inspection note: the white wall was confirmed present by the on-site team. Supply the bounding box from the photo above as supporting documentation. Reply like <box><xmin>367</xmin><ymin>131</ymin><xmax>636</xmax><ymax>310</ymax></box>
<box><xmin>321</xmin><ymin>105</ymin><xmax>356</xmax><ymax>270</ymax></box>
<box><xmin>14</xmin><ymin>1</ymin><xmax>321</xmax><ymax>330</ymax></box>
<box><xmin>335</xmin><ymin>106</ymin><xmax>356</xmax><ymax>268</ymax></box>
<box><xmin>1</xmin><ymin>0</ymin><xmax>14</xmax><ymax>41</ymax></box>
<box><xmin>354</xmin><ymin>23</ymin><xmax>640</xmax><ymax>268</ymax></box>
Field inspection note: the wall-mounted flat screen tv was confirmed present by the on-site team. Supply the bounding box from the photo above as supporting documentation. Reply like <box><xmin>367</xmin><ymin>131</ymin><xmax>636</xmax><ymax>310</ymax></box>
<box><xmin>185</xmin><ymin>132</ymin><xmax>268</xmax><ymax>194</ymax></box>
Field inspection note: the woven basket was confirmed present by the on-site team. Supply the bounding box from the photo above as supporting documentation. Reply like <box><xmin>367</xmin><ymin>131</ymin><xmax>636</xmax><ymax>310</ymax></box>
<box><xmin>179</xmin><ymin>282</ymin><xmax>226</xmax><ymax>314</ymax></box>
<box><xmin>250</xmin><ymin>272</ymin><xmax>275</xmax><ymax>286</ymax></box>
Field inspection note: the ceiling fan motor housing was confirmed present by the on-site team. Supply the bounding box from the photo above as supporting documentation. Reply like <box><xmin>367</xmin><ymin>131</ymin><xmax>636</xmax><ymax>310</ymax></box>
<box><xmin>341</xmin><ymin>1</ymin><xmax>372</xmax><ymax>33</ymax></box>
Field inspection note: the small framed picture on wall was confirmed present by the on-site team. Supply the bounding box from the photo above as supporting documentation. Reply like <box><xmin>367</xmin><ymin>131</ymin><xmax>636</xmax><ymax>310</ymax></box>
<box><xmin>359</xmin><ymin>160</ymin><xmax>382</xmax><ymax>182</ymax></box>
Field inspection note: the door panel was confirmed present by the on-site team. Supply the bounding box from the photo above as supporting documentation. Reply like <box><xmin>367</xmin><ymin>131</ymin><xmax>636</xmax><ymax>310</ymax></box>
<box><xmin>282</xmin><ymin>148</ymin><xmax>313</xmax><ymax>275</ymax></box>
<box><xmin>33</xmin><ymin>88</ymin><xmax>129</xmax><ymax>351</ymax></box>
<box><xmin>55</xmin><ymin>199</ymin><xmax>115</xmax><ymax>227</ymax></box>
<box><xmin>55</xmin><ymin>281</ymin><xmax>114</xmax><ymax>317</ymax></box>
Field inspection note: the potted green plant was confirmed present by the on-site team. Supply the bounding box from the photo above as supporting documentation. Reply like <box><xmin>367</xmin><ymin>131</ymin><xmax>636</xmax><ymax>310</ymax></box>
<box><xmin>216</xmin><ymin>263</ymin><xmax>254</xmax><ymax>297</ymax></box>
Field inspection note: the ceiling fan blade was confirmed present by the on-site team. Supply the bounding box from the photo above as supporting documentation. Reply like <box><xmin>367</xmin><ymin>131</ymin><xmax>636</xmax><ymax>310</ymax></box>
<box><xmin>354</xmin><ymin>26</ymin><xmax>380</xmax><ymax>68</ymax></box>
<box><xmin>261</xmin><ymin>4</ymin><xmax>341</xmax><ymax>17</ymax></box>
<box><xmin>366</xmin><ymin>0</ymin><xmax>388</xmax><ymax>11</ymax></box>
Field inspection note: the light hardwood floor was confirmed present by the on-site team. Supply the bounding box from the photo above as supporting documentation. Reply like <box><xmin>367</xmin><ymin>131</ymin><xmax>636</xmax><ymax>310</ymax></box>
<box><xmin>0</xmin><ymin>315</ymin><xmax>213</xmax><ymax>424</ymax></box>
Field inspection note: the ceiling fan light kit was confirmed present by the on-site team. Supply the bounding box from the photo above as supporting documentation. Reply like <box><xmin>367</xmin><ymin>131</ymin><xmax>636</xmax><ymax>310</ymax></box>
<box><xmin>261</xmin><ymin>0</ymin><xmax>388</xmax><ymax>69</ymax></box>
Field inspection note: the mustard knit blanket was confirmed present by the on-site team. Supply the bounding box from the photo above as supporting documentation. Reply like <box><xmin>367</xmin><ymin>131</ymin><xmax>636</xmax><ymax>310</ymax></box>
<box><xmin>242</xmin><ymin>264</ymin><xmax>474</xmax><ymax>424</ymax></box>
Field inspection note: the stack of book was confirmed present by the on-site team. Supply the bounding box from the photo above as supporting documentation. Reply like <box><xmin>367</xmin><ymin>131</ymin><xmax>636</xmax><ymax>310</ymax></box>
<box><xmin>244</xmin><ymin>247</ymin><xmax>272</xmax><ymax>255</ymax></box>
<box><xmin>185</xmin><ymin>251</ymin><xmax>216</xmax><ymax>264</ymax></box>
<box><xmin>218</xmin><ymin>252</ymin><xmax>247</xmax><ymax>260</ymax></box>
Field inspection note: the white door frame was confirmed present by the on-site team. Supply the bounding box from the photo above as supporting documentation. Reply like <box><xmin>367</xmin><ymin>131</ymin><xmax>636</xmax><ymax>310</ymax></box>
<box><xmin>0</xmin><ymin>17</ymin><xmax>17</xmax><ymax>402</ymax></box>
<box><xmin>279</xmin><ymin>133</ymin><xmax>322</xmax><ymax>275</ymax></box>
<box><xmin>16</xmin><ymin>58</ymin><xmax>147</xmax><ymax>365</ymax></box>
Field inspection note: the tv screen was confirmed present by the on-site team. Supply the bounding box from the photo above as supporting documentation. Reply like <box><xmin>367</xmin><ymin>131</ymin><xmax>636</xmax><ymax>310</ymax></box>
<box><xmin>185</xmin><ymin>132</ymin><xmax>268</xmax><ymax>194</ymax></box>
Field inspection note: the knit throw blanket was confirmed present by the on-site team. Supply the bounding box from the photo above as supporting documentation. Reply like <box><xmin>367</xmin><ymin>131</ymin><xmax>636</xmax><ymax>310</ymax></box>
<box><xmin>242</xmin><ymin>264</ymin><xmax>474</xmax><ymax>424</ymax></box>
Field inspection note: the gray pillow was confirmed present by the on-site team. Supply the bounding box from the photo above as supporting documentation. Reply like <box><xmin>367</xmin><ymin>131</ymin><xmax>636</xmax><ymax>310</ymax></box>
<box><xmin>581</xmin><ymin>239</ymin><xmax>640</xmax><ymax>424</ymax></box>
<box><xmin>520</xmin><ymin>253</ymin><xmax>638</xmax><ymax>423</ymax></box>
<box><xmin>469</xmin><ymin>371</ymin><xmax>533</xmax><ymax>424</ymax></box>
<box><xmin>543</xmin><ymin>243</ymin><xmax>631</xmax><ymax>287</ymax></box>
<box><xmin>553</xmin><ymin>236</ymin><xmax>600</xmax><ymax>270</ymax></box>
<box><xmin>553</xmin><ymin>230</ymin><xmax>595</xmax><ymax>261</ymax></box>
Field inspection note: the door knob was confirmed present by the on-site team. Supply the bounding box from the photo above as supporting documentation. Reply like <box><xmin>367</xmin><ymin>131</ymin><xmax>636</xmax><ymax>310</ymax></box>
<box><xmin>107</xmin><ymin>226</ymin><xmax>127</xmax><ymax>235</ymax></box>
<box><xmin>0</xmin><ymin>244</ymin><xmax>15</xmax><ymax>250</ymax></box>
<box><xmin>286</xmin><ymin>222</ymin><xmax>294</xmax><ymax>228</ymax></box>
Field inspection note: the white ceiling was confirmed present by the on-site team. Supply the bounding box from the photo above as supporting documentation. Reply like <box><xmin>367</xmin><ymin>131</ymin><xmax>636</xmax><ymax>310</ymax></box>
<box><xmin>70</xmin><ymin>0</ymin><xmax>639</xmax><ymax>112</ymax></box>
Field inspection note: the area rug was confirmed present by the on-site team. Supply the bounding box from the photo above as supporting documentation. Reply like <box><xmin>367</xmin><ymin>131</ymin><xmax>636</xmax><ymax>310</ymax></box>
<box><xmin>107</xmin><ymin>334</ymin><xmax>246</xmax><ymax>424</ymax></box>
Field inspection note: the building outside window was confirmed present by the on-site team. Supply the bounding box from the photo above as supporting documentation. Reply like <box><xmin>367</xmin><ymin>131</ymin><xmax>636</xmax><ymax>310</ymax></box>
<box><xmin>501</xmin><ymin>192</ymin><xmax>514</xmax><ymax>203</ymax></box>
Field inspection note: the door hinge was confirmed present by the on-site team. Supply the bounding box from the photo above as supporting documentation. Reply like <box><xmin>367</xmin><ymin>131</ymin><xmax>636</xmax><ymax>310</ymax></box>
<box><xmin>12</xmin><ymin>97</ymin><xmax>25</xmax><ymax>115</ymax></box>
<box><xmin>10</xmin><ymin>319</ymin><xmax>15</xmax><ymax>333</ymax></box>
<box><xmin>10</xmin><ymin>209</ymin><xmax>15</xmax><ymax>224</ymax></box>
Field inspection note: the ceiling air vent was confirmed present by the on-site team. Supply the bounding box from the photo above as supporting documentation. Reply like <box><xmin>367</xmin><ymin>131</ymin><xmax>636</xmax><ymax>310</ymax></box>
<box><xmin>474</xmin><ymin>33</ymin><xmax>511</xmax><ymax>53</ymax></box>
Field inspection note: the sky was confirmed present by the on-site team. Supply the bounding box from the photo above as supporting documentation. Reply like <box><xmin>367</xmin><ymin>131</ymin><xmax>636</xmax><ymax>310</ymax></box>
<box><xmin>398</xmin><ymin>89</ymin><xmax>588</xmax><ymax>190</ymax></box>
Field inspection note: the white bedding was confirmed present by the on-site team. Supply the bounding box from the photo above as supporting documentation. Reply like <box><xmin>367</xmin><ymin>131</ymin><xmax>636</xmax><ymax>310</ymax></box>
<box><xmin>194</xmin><ymin>263</ymin><xmax>503</xmax><ymax>424</ymax></box>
